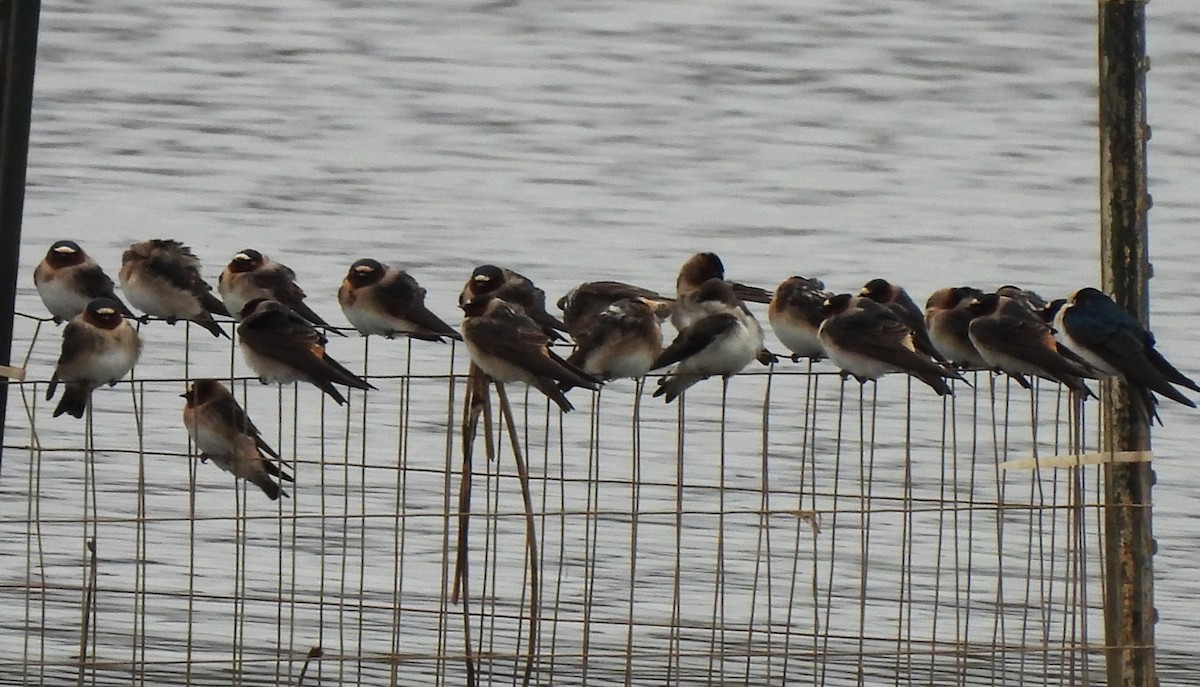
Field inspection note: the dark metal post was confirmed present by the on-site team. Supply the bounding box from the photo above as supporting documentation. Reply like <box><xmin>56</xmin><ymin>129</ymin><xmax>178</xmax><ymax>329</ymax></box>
<box><xmin>1098</xmin><ymin>1</ymin><xmax>1156</xmax><ymax>686</ymax></box>
<box><xmin>0</xmin><ymin>0</ymin><xmax>43</xmax><ymax>470</ymax></box>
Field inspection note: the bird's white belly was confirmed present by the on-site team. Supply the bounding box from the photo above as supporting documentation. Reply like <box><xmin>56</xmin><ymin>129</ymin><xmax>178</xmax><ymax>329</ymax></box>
<box><xmin>122</xmin><ymin>271</ymin><xmax>200</xmax><ymax>319</ymax></box>
<box><xmin>75</xmin><ymin>331</ymin><xmax>140</xmax><ymax>384</ymax></box>
<box><xmin>1054</xmin><ymin>322</ymin><xmax>1119</xmax><ymax>377</ymax></box>
<box><xmin>219</xmin><ymin>288</ymin><xmax>255</xmax><ymax>322</ymax></box>
<box><xmin>676</xmin><ymin>324</ymin><xmax>757</xmax><ymax>378</ymax></box>
<box><xmin>770</xmin><ymin>316</ymin><xmax>824</xmax><ymax>358</ymax></box>
<box><xmin>464</xmin><ymin>340</ymin><xmax>535</xmax><ymax>384</ymax></box>
<box><xmin>191</xmin><ymin>422</ymin><xmax>235</xmax><ymax>457</ymax></box>
<box><xmin>928</xmin><ymin>327</ymin><xmax>982</xmax><ymax>367</ymax></box>
<box><xmin>345</xmin><ymin>307</ymin><xmax>408</xmax><ymax>337</ymax></box>
<box><xmin>971</xmin><ymin>341</ymin><xmax>1041</xmax><ymax>377</ymax></box>
<box><xmin>586</xmin><ymin>345</ymin><xmax>656</xmax><ymax>380</ymax></box>
<box><xmin>241</xmin><ymin>343</ymin><xmax>306</xmax><ymax>384</ymax></box>
<box><xmin>37</xmin><ymin>279</ymin><xmax>89</xmax><ymax>320</ymax></box>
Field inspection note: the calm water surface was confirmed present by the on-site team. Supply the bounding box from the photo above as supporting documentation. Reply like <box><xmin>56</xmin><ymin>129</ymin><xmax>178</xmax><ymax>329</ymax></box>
<box><xmin>4</xmin><ymin>0</ymin><xmax>1199</xmax><ymax>682</ymax></box>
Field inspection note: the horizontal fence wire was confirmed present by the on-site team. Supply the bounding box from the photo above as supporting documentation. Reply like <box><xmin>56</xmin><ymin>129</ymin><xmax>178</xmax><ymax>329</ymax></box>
<box><xmin>0</xmin><ymin>311</ymin><xmax>1110</xmax><ymax>686</ymax></box>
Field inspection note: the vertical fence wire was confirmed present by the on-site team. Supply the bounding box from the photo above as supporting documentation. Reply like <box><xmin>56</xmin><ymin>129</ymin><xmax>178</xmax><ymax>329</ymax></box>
<box><xmin>0</xmin><ymin>314</ymin><xmax>1113</xmax><ymax>686</ymax></box>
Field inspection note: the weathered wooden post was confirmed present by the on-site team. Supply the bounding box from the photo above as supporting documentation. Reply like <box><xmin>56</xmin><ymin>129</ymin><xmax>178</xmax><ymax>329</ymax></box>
<box><xmin>1098</xmin><ymin>1</ymin><xmax>1156</xmax><ymax>685</ymax></box>
<box><xmin>0</xmin><ymin>0</ymin><xmax>43</xmax><ymax>470</ymax></box>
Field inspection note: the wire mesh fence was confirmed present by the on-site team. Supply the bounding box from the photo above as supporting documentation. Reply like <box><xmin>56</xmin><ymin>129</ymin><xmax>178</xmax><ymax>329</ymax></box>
<box><xmin>1</xmin><ymin>311</ymin><xmax>1109</xmax><ymax>686</ymax></box>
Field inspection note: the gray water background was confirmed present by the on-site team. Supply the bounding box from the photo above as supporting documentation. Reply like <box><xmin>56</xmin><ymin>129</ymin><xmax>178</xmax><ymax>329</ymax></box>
<box><xmin>3</xmin><ymin>0</ymin><xmax>1199</xmax><ymax>682</ymax></box>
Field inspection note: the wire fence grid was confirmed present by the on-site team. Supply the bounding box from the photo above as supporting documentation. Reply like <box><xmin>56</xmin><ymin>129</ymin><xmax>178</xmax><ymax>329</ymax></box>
<box><xmin>0</xmin><ymin>311</ymin><xmax>1112</xmax><ymax>686</ymax></box>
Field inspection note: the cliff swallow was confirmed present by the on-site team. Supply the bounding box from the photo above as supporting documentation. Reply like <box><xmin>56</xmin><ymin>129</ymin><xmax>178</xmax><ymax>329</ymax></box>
<box><xmin>337</xmin><ymin>259</ymin><xmax>461</xmax><ymax>342</ymax></box>
<box><xmin>33</xmin><ymin>241</ymin><xmax>139</xmax><ymax>323</ymax></box>
<box><xmin>651</xmin><ymin>279</ymin><xmax>763</xmax><ymax>403</ymax></box>
<box><xmin>818</xmin><ymin>294</ymin><xmax>963</xmax><ymax>396</ymax></box>
<box><xmin>768</xmin><ymin>276</ymin><xmax>832</xmax><ymax>360</ymax></box>
<box><xmin>459</xmin><ymin>265</ymin><xmax>568</xmax><ymax>341</ymax></box>
<box><xmin>119</xmin><ymin>239</ymin><xmax>230</xmax><ymax>337</ymax></box>
<box><xmin>924</xmin><ymin>286</ymin><xmax>987</xmax><ymax>368</ymax></box>
<box><xmin>1055</xmin><ymin>287</ymin><xmax>1198</xmax><ymax>422</ymax></box>
<box><xmin>182</xmin><ymin>379</ymin><xmax>293</xmax><ymax>500</ymax></box>
<box><xmin>460</xmin><ymin>294</ymin><xmax>600</xmax><ymax>412</ymax></box>
<box><xmin>859</xmin><ymin>278</ymin><xmax>947</xmax><ymax>363</ymax></box>
<box><xmin>46</xmin><ymin>298</ymin><xmax>143</xmax><ymax>418</ymax></box>
<box><xmin>218</xmin><ymin>249</ymin><xmax>343</xmax><ymax>334</ymax></box>
<box><xmin>671</xmin><ymin>252</ymin><xmax>772</xmax><ymax>331</ymax></box>
<box><xmin>564</xmin><ymin>297</ymin><xmax>663</xmax><ymax>385</ymax></box>
<box><xmin>556</xmin><ymin>281</ymin><xmax>671</xmax><ymax>335</ymax></box>
<box><xmin>967</xmin><ymin>293</ymin><xmax>1095</xmax><ymax>397</ymax></box>
<box><xmin>237</xmin><ymin>299</ymin><xmax>375</xmax><ymax>405</ymax></box>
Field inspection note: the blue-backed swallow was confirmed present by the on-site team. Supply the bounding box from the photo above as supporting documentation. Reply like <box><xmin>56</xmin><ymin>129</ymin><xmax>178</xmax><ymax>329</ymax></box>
<box><xmin>1055</xmin><ymin>287</ymin><xmax>1198</xmax><ymax>423</ymax></box>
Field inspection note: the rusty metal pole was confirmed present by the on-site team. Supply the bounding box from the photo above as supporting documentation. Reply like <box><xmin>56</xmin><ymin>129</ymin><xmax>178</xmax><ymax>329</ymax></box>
<box><xmin>0</xmin><ymin>0</ymin><xmax>43</xmax><ymax>472</ymax></box>
<box><xmin>1098</xmin><ymin>1</ymin><xmax>1156</xmax><ymax>686</ymax></box>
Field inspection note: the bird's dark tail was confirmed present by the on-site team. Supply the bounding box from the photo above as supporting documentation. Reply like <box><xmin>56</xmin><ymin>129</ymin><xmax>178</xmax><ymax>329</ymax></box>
<box><xmin>1129</xmin><ymin>384</ymin><xmax>1163</xmax><ymax>427</ymax></box>
<box><xmin>250</xmin><ymin>473</ymin><xmax>287</xmax><ymax>501</ymax></box>
<box><xmin>313</xmin><ymin>378</ymin><xmax>349</xmax><ymax>405</ymax></box>
<box><xmin>194</xmin><ymin>315</ymin><xmax>229</xmax><ymax>338</ymax></box>
<box><xmin>263</xmin><ymin>458</ymin><xmax>294</xmax><ymax>483</ymax></box>
<box><xmin>653</xmin><ymin>372</ymin><xmax>704</xmax><ymax>403</ymax></box>
<box><xmin>546</xmin><ymin>349</ymin><xmax>601</xmax><ymax>391</ymax></box>
<box><xmin>323</xmin><ymin>355</ymin><xmax>376</xmax><ymax>392</ymax></box>
<box><xmin>1146</xmin><ymin>346</ymin><xmax>1200</xmax><ymax>393</ymax></box>
<box><xmin>533</xmin><ymin>378</ymin><xmax>575</xmax><ymax>413</ymax></box>
<box><xmin>53</xmin><ymin>384</ymin><xmax>90</xmax><ymax>418</ymax></box>
<box><xmin>1056</xmin><ymin>374</ymin><xmax>1097</xmax><ymax>400</ymax></box>
<box><xmin>201</xmin><ymin>291</ymin><xmax>231</xmax><ymax>318</ymax></box>
<box><xmin>912</xmin><ymin>372</ymin><xmax>953</xmax><ymax>396</ymax></box>
<box><xmin>289</xmin><ymin>300</ymin><xmax>346</xmax><ymax>337</ymax></box>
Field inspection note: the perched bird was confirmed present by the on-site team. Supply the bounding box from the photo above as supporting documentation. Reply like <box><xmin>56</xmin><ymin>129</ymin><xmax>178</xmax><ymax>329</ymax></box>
<box><xmin>182</xmin><ymin>379</ymin><xmax>293</xmax><ymax>501</ymax></box>
<box><xmin>1055</xmin><ymin>287</ymin><xmax>1199</xmax><ymax>422</ymax></box>
<box><xmin>859</xmin><ymin>278</ymin><xmax>947</xmax><ymax>363</ymax></box>
<box><xmin>557</xmin><ymin>281</ymin><xmax>671</xmax><ymax>335</ymax></box>
<box><xmin>768</xmin><ymin>276</ymin><xmax>832</xmax><ymax>361</ymax></box>
<box><xmin>460</xmin><ymin>293</ymin><xmax>600</xmax><ymax>412</ymax></box>
<box><xmin>818</xmin><ymin>294</ymin><xmax>963</xmax><ymax>396</ymax></box>
<box><xmin>237</xmin><ymin>298</ymin><xmax>375</xmax><ymax>405</ymax></box>
<box><xmin>995</xmin><ymin>284</ymin><xmax>1049</xmax><ymax>313</ymax></box>
<box><xmin>337</xmin><ymin>259</ymin><xmax>461</xmax><ymax>342</ymax></box>
<box><xmin>33</xmin><ymin>240</ymin><xmax>139</xmax><ymax>323</ymax></box>
<box><xmin>218</xmin><ymin>249</ymin><xmax>343</xmax><ymax>334</ymax></box>
<box><xmin>967</xmin><ymin>293</ymin><xmax>1095</xmax><ymax>397</ymax></box>
<box><xmin>651</xmin><ymin>278</ymin><xmax>763</xmax><ymax>403</ymax></box>
<box><xmin>564</xmin><ymin>297</ymin><xmax>663</xmax><ymax>385</ymax></box>
<box><xmin>46</xmin><ymin>298</ymin><xmax>142</xmax><ymax>418</ymax></box>
<box><xmin>671</xmin><ymin>252</ymin><xmax>772</xmax><ymax>331</ymax></box>
<box><xmin>119</xmin><ymin>239</ymin><xmax>230</xmax><ymax>337</ymax></box>
<box><xmin>459</xmin><ymin>265</ymin><xmax>568</xmax><ymax>341</ymax></box>
<box><xmin>924</xmin><ymin>286</ymin><xmax>987</xmax><ymax>368</ymax></box>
